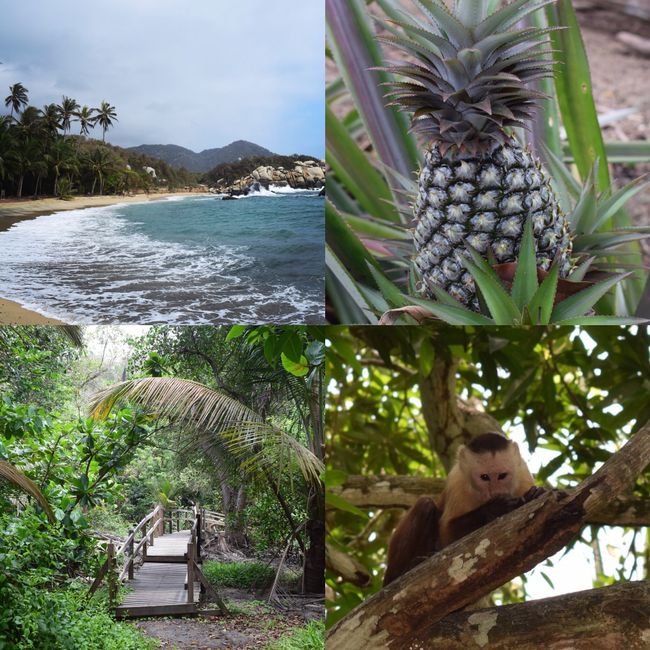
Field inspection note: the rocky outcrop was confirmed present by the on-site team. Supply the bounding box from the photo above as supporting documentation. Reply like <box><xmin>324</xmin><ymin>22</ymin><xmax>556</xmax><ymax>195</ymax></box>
<box><xmin>211</xmin><ymin>160</ymin><xmax>325</xmax><ymax>197</ymax></box>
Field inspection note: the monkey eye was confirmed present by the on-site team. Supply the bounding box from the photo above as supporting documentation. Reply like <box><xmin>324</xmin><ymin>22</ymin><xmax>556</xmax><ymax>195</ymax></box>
<box><xmin>480</xmin><ymin>474</ymin><xmax>490</xmax><ymax>481</ymax></box>
<box><xmin>498</xmin><ymin>473</ymin><xmax>508</xmax><ymax>480</ymax></box>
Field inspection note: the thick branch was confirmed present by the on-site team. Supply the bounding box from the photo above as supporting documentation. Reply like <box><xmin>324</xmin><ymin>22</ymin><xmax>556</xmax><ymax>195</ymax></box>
<box><xmin>330</xmin><ymin>475</ymin><xmax>650</xmax><ymax>526</ymax></box>
<box><xmin>326</xmin><ymin>420</ymin><xmax>650</xmax><ymax>650</ymax></box>
<box><xmin>421</xmin><ymin>581</ymin><xmax>650</xmax><ymax>649</ymax></box>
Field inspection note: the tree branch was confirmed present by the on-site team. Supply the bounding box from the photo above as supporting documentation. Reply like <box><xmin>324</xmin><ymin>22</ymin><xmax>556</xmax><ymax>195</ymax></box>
<box><xmin>329</xmin><ymin>475</ymin><xmax>650</xmax><ymax>526</ymax></box>
<box><xmin>420</xmin><ymin>581</ymin><xmax>650</xmax><ymax>649</ymax></box>
<box><xmin>326</xmin><ymin>420</ymin><xmax>650</xmax><ymax>649</ymax></box>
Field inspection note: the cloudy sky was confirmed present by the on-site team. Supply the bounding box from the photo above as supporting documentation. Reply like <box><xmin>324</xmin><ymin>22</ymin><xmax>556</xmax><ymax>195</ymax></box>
<box><xmin>0</xmin><ymin>0</ymin><xmax>324</xmax><ymax>157</ymax></box>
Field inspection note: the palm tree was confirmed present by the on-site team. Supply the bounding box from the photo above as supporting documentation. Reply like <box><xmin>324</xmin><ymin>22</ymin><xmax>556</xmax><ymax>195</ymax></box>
<box><xmin>4</xmin><ymin>82</ymin><xmax>29</xmax><ymax>120</ymax></box>
<box><xmin>0</xmin><ymin>460</ymin><xmax>55</xmax><ymax>523</ymax></box>
<box><xmin>75</xmin><ymin>105</ymin><xmax>95</xmax><ymax>137</ymax></box>
<box><xmin>59</xmin><ymin>96</ymin><xmax>79</xmax><ymax>135</ymax></box>
<box><xmin>49</xmin><ymin>138</ymin><xmax>78</xmax><ymax>196</ymax></box>
<box><xmin>84</xmin><ymin>146</ymin><xmax>113</xmax><ymax>195</ymax></box>
<box><xmin>93</xmin><ymin>100</ymin><xmax>117</xmax><ymax>143</ymax></box>
<box><xmin>41</xmin><ymin>103</ymin><xmax>62</xmax><ymax>140</ymax></box>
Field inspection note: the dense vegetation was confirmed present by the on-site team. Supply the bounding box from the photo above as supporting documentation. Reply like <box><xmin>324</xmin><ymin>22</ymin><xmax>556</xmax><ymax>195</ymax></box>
<box><xmin>202</xmin><ymin>154</ymin><xmax>318</xmax><ymax>187</ymax></box>
<box><xmin>0</xmin><ymin>82</ymin><xmax>197</xmax><ymax>198</ymax></box>
<box><xmin>0</xmin><ymin>325</ymin><xmax>325</xmax><ymax>648</ymax></box>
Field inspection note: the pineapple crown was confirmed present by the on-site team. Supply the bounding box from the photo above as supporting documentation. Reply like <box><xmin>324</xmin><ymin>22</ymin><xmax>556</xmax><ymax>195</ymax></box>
<box><xmin>379</xmin><ymin>0</ymin><xmax>560</xmax><ymax>156</ymax></box>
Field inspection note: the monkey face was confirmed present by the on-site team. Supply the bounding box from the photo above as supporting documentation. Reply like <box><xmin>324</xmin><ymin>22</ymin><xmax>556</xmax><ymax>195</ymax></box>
<box><xmin>462</xmin><ymin>451</ymin><xmax>516</xmax><ymax>500</ymax></box>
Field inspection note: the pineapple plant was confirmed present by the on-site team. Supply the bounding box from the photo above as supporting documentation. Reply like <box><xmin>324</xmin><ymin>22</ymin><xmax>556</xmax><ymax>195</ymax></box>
<box><xmin>380</xmin><ymin>0</ymin><xmax>573</xmax><ymax>310</ymax></box>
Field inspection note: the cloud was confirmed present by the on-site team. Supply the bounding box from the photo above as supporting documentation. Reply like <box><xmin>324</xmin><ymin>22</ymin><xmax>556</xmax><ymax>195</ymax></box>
<box><xmin>0</xmin><ymin>0</ymin><xmax>324</xmax><ymax>157</ymax></box>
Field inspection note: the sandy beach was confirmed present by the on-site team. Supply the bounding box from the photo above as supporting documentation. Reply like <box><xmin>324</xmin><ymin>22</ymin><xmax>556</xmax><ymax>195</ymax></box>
<box><xmin>0</xmin><ymin>191</ymin><xmax>207</xmax><ymax>324</ymax></box>
<box><xmin>0</xmin><ymin>191</ymin><xmax>207</xmax><ymax>232</ymax></box>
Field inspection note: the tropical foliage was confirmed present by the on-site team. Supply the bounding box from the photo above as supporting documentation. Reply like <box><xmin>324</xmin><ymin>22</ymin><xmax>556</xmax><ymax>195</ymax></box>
<box><xmin>325</xmin><ymin>0</ymin><xmax>650</xmax><ymax>323</ymax></box>
<box><xmin>0</xmin><ymin>83</ymin><xmax>197</xmax><ymax>198</ymax></box>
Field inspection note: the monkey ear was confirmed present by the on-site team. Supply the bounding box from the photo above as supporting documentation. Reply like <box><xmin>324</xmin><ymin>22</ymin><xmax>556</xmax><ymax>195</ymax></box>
<box><xmin>456</xmin><ymin>444</ymin><xmax>468</xmax><ymax>468</ymax></box>
<box><xmin>510</xmin><ymin>441</ymin><xmax>522</xmax><ymax>458</ymax></box>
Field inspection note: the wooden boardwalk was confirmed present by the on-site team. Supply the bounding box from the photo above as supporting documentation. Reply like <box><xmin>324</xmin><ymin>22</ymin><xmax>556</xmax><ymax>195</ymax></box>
<box><xmin>115</xmin><ymin>529</ymin><xmax>200</xmax><ymax>618</ymax></box>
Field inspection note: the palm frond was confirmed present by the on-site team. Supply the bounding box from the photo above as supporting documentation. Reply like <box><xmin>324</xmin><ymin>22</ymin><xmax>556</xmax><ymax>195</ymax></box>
<box><xmin>89</xmin><ymin>377</ymin><xmax>260</xmax><ymax>431</ymax></box>
<box><xmin>0</xmin><ymin>460</ymin><xmax>55</xmax><ymax>523</ymax></box>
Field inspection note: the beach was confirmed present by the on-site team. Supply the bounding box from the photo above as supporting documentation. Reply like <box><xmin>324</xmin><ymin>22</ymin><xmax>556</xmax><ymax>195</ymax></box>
<box><xmin>0</xmin><ymin>191</ymin><xmax>208</xmax><ymax>324</ymax></box>
<box><xmin>0</xmin><ymin>190</ymin><xmax>324</xmax><ymax>325</ymax></box>
<box><xmin>0</xmin><ymin>191</ymin><xmax>206</xmax><ymax>232</ymax></box>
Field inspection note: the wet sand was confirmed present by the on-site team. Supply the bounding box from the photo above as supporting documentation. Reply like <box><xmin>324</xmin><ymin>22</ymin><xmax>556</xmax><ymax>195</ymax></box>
<box><xmin>0</xmin><ymin>190</ymin><xmax>209</xmax><ymax>323</ymax></box>
<box><xmin>0</xmin><ymin>297</ymin><xmax>65</xmax><ymax>325</ymax></box>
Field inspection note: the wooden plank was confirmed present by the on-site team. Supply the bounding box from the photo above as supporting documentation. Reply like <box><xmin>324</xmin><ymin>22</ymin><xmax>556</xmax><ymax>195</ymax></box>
<box><xmin>115</xmin><ymin>603</ymin><xmax>198</xmax><ymax>619</ymax></box>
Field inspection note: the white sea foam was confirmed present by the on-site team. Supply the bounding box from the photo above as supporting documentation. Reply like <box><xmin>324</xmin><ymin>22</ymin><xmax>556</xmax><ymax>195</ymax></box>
<box><xmin>0</xmin><ymin>196</ymin><xmax>323</xmax><ymax>324</ymax></box>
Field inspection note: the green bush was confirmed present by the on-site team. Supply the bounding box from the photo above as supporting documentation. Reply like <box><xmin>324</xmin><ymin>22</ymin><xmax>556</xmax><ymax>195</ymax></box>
<box><xmin>0</xmin><ymin>512</ymin><xmax>156</xmax><ymax>649</ymax></box>
<box><xmin>265</xmin><ymin>620</ymin><xmax>324</xmax><ymax>650</ymax></box>
<box><xmin>203</xmin><ymin>560</ymin><xmax>276</xmax><ymax>590</ymax></box>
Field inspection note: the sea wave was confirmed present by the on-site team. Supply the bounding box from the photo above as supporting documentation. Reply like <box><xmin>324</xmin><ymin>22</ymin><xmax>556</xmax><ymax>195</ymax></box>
<box><xmin>0</xmin><ymin>196</ymin><xmax>324</xmax><ymax>324</ymax></box>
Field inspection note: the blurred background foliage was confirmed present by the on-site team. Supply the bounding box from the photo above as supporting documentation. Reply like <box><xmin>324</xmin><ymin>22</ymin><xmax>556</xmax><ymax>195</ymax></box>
<box><xmin>325</xmin><ymin>325</ymin><xmax>650</xmax><ymax>624</ymax></box>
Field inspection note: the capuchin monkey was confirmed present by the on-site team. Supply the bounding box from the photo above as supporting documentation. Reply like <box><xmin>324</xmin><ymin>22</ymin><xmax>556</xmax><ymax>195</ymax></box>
<box><xmin>384</xmin><ymin>432</ymin><xmax>544</xmax><ymax>586</ymax></box>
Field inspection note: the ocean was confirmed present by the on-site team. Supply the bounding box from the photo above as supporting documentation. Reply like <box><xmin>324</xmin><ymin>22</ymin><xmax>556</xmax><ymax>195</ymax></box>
<box><xmin>0</xmin><ymin>190</ymin><xmax>324</xmax><ymax>324</ymax></box>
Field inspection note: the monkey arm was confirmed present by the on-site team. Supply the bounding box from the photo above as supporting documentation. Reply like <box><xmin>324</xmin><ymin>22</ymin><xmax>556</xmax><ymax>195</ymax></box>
<box><xmin>384</xmin><ymin>496</ymin><xmax>440</xmax><ymax>586</ymax></box>
<box><xmin>446</xmin><ymin>487</ymin><xmax>546</xmax><ymax>542</ymax></box>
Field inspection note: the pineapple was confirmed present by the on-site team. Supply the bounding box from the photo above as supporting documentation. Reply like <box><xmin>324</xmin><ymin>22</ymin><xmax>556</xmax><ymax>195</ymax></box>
<box><xmin>382</xmin><ymin>0</ymin><xmax>572</xmax><ymax>310</ymax></box>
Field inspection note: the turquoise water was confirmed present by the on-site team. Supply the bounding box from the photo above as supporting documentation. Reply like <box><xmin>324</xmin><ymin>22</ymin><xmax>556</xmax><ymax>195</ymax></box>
<box><xmin>0</xmin><ymin>192</ymin><xmax>324</xmax><ymax>323</ymax></box>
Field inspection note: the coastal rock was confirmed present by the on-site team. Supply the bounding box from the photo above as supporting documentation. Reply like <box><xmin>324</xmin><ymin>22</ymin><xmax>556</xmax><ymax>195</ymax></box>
<box><xmin>213</xmin><ymin>159</ymin><xmax>326</xmax><ymax>197</ymax></box>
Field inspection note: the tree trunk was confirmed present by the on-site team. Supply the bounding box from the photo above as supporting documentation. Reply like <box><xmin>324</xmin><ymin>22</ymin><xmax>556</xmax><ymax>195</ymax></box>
<box><xmin>17</xmin><ymin>174</ymin><xmax>24</xmax><ymax>198</ymax></box>
<box><xmin>302</xmin><ymin>484</ymin><xmax>325</xmax><ymax>594</ymax></box>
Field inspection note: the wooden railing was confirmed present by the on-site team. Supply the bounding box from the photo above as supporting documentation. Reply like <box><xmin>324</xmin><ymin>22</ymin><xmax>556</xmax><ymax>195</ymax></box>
<box><xmin>88</xmin><ymin>502</ymin><xmax>228</xmax><ymax>613</ymax></box>
<box><xmin>88</xmin><ymin>504</ymin><xmax>165</xmax><ymax>604</ymax></box>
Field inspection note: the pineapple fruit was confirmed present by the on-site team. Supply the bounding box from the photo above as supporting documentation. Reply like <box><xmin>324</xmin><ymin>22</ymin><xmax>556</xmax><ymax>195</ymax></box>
<box><xmin>382</xmin><ymin>0</ymin><xmax>572</xmax><ymax>310</ymax></box>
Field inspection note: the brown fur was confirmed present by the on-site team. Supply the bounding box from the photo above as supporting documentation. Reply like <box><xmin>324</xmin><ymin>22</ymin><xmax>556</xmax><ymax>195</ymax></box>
<box><xmin>384</xmin><ymin>436</ymin><xmax>535</xmax><ymax>586</ymax></box>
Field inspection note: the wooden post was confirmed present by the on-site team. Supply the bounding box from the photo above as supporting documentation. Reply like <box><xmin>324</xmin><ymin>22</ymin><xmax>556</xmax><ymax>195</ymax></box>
<box><xmin>127</xmin><ymin>528</ymin><xmax>134</xmax><ymax>580</ymax></box>
<box><xmin>197</xmin><ymin>511</ymin><xmax>202</xmax><ymax>562</ymax></box>
<box><xmin>107</xmin><ymin>542</ymin><xmax>116</xmax><ymax>609</ymax></box>
<box><xmin>187</xmin><ymin>542</ymin><xmax>195</xmax><ymax>603</ymax></box>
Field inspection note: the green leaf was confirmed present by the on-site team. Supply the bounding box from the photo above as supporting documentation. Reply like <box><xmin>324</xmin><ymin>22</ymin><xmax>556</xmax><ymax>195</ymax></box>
<box><xmin>551</xmin><ymin>273</ymin><xmax>630</xmax><ymax>321</ymax></box>
<box><xmin>326</xmin><ymin>108</ymin><xmax>398</xmax><ymax>223</ymax></box>
<box><xmin>553</xmin><ymin>315</ymin><xmax>647</xmax><ymax>326</ymax></box>
<box><xmin>511</xmin><ymin>219</ymin><xmax>539</xmax><ymax>309</ymax></box>
<box><xmin>408</xmin><ymin>295</ymin><xmax>496</xmax><ymax>325</ymax></box>
<box><xmin>568</xmin><ymin>163</ymin><xmax>597</xmax><ymax>233</ymax></box>
<box><xmin>326</xmin><ymin>247</ymin><xmax>379</xmax><ymax>324</ymax></box>
<box><xmin>327</xmin><ymin>0</ymin><xmax>418</xmax><ymax>178</ymax></box>
<box><xmin>590</xmin><ymin>176</ymin><xmax>649</xmax><ymax>233</ymax></box>
<box><xmin>547</xmin><ymin>0</ymin><xmax>610</xmax><ymax>192</ymax></box>
<box><xmin>462</xmin><ymin>255</ymin><xmax>521</xmax><ymax>324</ymax></box>
<box><xmin>326</xmin><ymin>492</ymin><xmax>368</xmax><ymax>518</ymax></box>
<box><xmin>321</xmin><ymin>469</ymin><xmax>348</xmax><ymax>488</ymax></box>
<box><xmin>280</xmin><ymin>353</ymin><xmax>309</xmax><ymax>377</ymax></box>
<box><xmin>367</xmin><ymin>263</ymin><xmax>407</xmax><ymax>308</ymax></box>
<box><xmin>280</xmin><ymin>332</ymin><xmax>303</xmax><ymax>363</ymax></box>
<box><xmin>225</xmin><ymin>326</ymin><xmax>247</xmax><ymax>341</ymax></box>
<box><xmin>527</xmin><ymin>264</ymin><xmax>559</xmax><ymax>325</ymax></box>
<box><xmin>326</xmin><ymin>200</ymin><xmax>380</xmax><ymax>286</ymax></box>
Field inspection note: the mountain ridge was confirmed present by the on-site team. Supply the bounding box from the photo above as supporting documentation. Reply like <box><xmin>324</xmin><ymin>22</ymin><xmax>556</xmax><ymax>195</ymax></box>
<box><xmin>126</xmin><ymin>139</ymin><xmax>275</xmax><ymax>172</ymax></box>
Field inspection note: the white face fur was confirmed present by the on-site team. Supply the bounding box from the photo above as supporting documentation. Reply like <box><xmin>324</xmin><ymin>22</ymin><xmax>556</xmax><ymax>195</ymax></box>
<box><xmin>460</xmin><ymin>445</ymin><xmax>520</xmax><ymax>501</ymax></box>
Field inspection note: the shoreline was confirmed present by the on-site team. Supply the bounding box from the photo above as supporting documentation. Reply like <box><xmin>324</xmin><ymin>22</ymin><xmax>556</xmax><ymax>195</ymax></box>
<box><xmin>0</xmin><ymin>190</ymin><xmax>207</xmax><ymax>324</ymax></box>
<box><xmin>0</xmin><ymin>297</ymin><xmax>66</xmax><ymax>325</ymax></box>
<box><xmin>0</xmin><ymin>190</ymin><xmax>209</xmax><ymax>233</ymax></box>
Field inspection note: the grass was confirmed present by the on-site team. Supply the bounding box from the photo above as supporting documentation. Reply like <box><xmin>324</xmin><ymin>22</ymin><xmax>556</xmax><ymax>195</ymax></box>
<box><xmin>264</xmin><ymin>620</ymin><xmax>325</xmax><ymax>650</ymax></box>
<box><xmin>203</xmin><ymin>560</ymin><xmax>276</xmax><ymax>590</ymax></box>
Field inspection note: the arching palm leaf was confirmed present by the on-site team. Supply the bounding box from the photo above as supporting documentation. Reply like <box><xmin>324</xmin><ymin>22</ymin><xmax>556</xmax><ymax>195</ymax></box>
<box><xmin>0</xmin><ymin>460</ymin><xmax>55</xmax><ymax>523</ymax></box>
<box><xmin>89</xmin><ymin>377</ymin><xmax>323</xmax><ymax>484</ymax></box>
